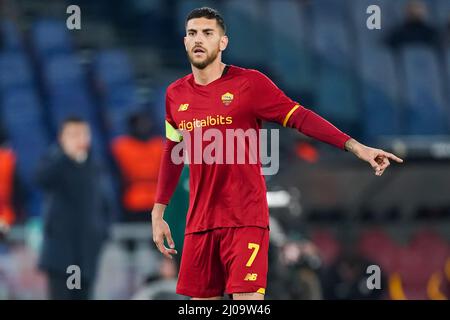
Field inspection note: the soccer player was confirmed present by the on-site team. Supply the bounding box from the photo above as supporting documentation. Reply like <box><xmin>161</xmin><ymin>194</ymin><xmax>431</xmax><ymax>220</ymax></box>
<box><xmin>151</xmin><ymin>7</ymin><xmax>403</xmax><ymax>300</ymax></box>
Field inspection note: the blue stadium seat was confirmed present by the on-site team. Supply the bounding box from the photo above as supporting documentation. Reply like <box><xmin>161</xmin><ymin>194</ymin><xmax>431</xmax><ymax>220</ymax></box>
<box><xmin>105</xmin><ymin>84</ymin><xmax>139</xmax><ymax>110</ymax></box>
<box><xmin>1</xmin><ymin>90</ymin><xmax>43</xmax><ymax>128</ymax></box>
<box><xmin>359</xmin><ymin>47</ymin><xmax>401</xmax><ymax>140</ymax></box>
<box><xmin>31</xmin><ymin>19</ymin><xmax>73</xmax><ymax>59</ymax></box>
<box><xmin>0</xmin><ymin>53</ymin><xmax>33</xmax><ymax>90</ymax></box>
<box><xmin>446</xmin><ymin>48</ymin><xmax>450</xmax><ymax>119</ymax></box>
<box><xmin>42</xmin><ymin>54</ymin><xmax>106</xmax><ymax>159</ymax></box>
<box><xmin>0</xmin><ymin>89</ymin><xmax>49</xmax><ymax>183</ymax></box>
<box><xmin>151</xmin><ymin>86</ymin><xmax>169</xmax><ymax>135</ymax></box>
<box><xmin>267</xmin><ymin>0</ymin><xmax>313</xmax><ymax>93</ymax></box>
<box><xmin>311</xmin><ymin>0</ymin><xmax>345</xmax><ymax>17</ymax></box>
<box><xmin>45</xmin><ymin>54</ymin><xmax>84</xmax><ymax>88</ymax></box>
<box><xmin>448</xmin><ymin>47</ymin><xmax>450</xmax><ymax>77</ymax></box>
<box><xmin>95</xmin><ymin>50</ymin><xmax>134</xmax><ymax>89</ymax></box>
<box><xmin>349</xmin><ymin>0</ymin><xmax>400</xmax><ymax>51</ymax></box>
<box><xmin>402</xmin><ymin>46</ymin><xmax>448</xmax><ymax>135</ymax></box>
<box><xmin>104</xmin><ymin>85</ymin><xmax>141</xmax><ymax>137</ymax></box>
<box><xmin>43</xmin><ymin>54</ymin><xmax>96</xmax><ymax>124</ymax></box>
<box><xmin>93</xmin><ymin>50</ymin><xmax>142</xmax><ymax>138</ymax></box>
<box><xmin>50</xmin><ymin>91</ymin><xmax>95</xmax><ymax>124</ymax></box>
<box><xmin>387</xmin><ymin>0</ymin><xmax>410</xmax><ymax>22</ymax></box>
<box><xmin>311</xmin><ymin>2</ymin><xmax>353</xmax><ymax>68</ymax></box>
<box><xmin>0</xmin><ymin>20</ymin><xmax>24</xmax><ymax>51</ymax></box>
<box><xmin>430</xmin><ymin>0</ymin><xmax>450</xmax><ymax>25</ymax></box>
<box><xmin>223</xmin><ymin>0</ymin><xmax>269</xmax><ymax>68</ymax></box>
<box><xmin>268</xmin><ymin>0</ymin><xmax>308</xmax><ymax>43</ymax></box>
<box><xmin>315</xmin><ymin>67</ymin><xmax>359</xmax><ymax>131</ymax></box>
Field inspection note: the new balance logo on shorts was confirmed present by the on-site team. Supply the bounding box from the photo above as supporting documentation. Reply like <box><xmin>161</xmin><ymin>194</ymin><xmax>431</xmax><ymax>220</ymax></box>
<box><xmin>244</xmin><ymin>273</ymin><xmax>258</xmax><ymax>281</ymax></box>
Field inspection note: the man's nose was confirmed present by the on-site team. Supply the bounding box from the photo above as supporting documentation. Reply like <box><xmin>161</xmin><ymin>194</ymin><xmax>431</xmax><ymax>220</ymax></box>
<box><xmin>194</xmin><ymin>34</ymin><xmax>205</xmax><ymax>43</ymax></box>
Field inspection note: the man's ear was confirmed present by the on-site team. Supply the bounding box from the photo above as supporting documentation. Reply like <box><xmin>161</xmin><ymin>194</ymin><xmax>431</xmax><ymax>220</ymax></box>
<box><xmin>220</xmin><ymin>35</ymin><xmax>228</xmax><ymax>52</ymax></box>
<box><xmin>183</xmin><ymin>36</ymin><xmax>188</xmax><ymax>51</ymax></box>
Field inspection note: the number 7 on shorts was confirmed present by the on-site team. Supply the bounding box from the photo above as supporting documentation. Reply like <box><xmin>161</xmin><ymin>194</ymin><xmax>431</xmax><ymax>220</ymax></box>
<box><xmin>246</xmin><ymin>242</ymin><xmax>260</xmax><ymax>267</ymax></box>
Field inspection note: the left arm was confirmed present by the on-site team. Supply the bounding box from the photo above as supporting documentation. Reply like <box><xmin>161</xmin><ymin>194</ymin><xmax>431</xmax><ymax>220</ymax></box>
<box><xmin>249</xmin><ymin>70</ymin><xmax>403</xmax><ymax>176</ymax></box>
<box><xmin>286</xmin><ymin>107</ymin><xmax>403</xmax><ymax>176</ymax></box>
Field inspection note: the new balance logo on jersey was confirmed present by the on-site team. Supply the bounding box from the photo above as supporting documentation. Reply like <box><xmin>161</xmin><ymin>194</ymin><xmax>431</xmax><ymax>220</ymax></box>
<box><xmin>244</xmin><ymin>273</ymin><xmax>258</xmax><ymax>281</ymax></box>
<box><xmin>178</xmin><ymin>103</ymin><xmax>189</xmax><ymax>111</ymax></box>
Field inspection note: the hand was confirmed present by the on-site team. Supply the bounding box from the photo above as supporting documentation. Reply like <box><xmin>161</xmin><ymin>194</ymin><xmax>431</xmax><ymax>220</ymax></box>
<box><xmin>151</xmin><ymin>205</ymin><xmax>177</xmax><ymax>259</ymax></box>
<box><xmin>345</xmin><ymin>139</ymin><xmax>404</xmax><ymax>176</ymax></box>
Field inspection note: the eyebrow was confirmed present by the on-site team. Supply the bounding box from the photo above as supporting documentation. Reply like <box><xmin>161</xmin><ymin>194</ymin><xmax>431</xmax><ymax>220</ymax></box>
<box><xmin>187</xmin><ymin>28</ymin><xmax>215</xmax><ymax>33</ymax></box>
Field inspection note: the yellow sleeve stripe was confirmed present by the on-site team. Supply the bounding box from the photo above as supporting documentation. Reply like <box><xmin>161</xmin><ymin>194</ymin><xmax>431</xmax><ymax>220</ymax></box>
<box><xmin>282</xmin><ymin>104</ymin><xmax>300</xmax><ymax>127</ymax></box>
<box><xmin>257</xmin><ymin>288</ymin><xmax>266</xmax><ymax>295</ymax></box>
<box><xmin>165</xmin><ymin>120</ymin><xmax>183</xmax><ymax>142</ymax></box>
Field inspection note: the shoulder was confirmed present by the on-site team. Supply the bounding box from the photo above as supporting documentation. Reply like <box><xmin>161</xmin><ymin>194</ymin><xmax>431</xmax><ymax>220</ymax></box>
<box><xmin>166</xmin><ymin>74</ymin><xmax>192</xmax><ymax>96</ymax></box>
<box><xmin>230</xmin><ymin>66</ymin><xmax>273</xmax><ymax>87</ymax></box>
<box><xmin>46</xmin><ymin>145</ymin><xmax>65</xmax><ymax>161</ymax></box>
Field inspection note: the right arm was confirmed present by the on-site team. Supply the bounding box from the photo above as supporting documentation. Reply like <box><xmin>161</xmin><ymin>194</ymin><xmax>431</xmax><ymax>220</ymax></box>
<box><xmin>151</xmin><ymin>127</ymin><xmax>184</xmax><ymax>259</ymax></box>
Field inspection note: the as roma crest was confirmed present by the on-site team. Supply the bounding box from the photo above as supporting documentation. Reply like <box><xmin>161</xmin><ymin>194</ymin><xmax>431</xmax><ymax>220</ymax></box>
<box><xmin>221</xmin><ymin>92</ymin><xmax>234</xmax><ymax>106</ymax></box>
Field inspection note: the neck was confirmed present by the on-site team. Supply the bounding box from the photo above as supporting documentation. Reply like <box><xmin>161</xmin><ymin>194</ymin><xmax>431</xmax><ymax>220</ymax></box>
<box><xmin>192</xmin><ymin>59</ymin><xmax>226</xmax><ymax>86</ymax></box>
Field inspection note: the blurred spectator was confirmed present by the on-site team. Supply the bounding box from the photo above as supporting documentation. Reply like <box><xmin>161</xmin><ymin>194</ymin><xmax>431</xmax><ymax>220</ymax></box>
<box><xmin>111</xmin><ymin>111</ymin><xmax>165</xmax><ymax>287</ymax></box>
<box><xmin>131</xmin><ymin>257</ymin><xmax>185</xmax><ymax>300</ymax></box>
<box><xmin>386</xmin><ymin>0</ymin><xmax>440</xmax><ymax>50</ymax></box>
<box><xmin>321</xmin><ymin>246</ymin><xmax>386</xmax><ymax>300</ymax></box>
<box><xmin>266</xmin><ymin>217</ymin><xmax>323</xmax><ymax>299</ymax></box>
<box><xmin>0</xmin><ymin>125</ymin><xmax>25</xmax><ymax>239</ymax></box>
<box><xmin>36</xmin><ymin>117</ymin><xmax>114</xmax><ymax>300</ymax></box>
<box><xmin>111</xmin><ymin>111</ymin><xmax>163</xmax><ymax>222</ymax></box>
<box><xmin>279</xmin><ymin>240</ymin><xmax>323</xmax><ymax>299</ymax></box>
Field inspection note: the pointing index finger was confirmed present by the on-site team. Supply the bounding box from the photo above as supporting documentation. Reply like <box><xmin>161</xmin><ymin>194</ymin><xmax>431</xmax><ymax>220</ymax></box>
<box><xmin>384</xmin><ymin>152</ymin><xmax>403</xmax><ymax>163</ymax></box>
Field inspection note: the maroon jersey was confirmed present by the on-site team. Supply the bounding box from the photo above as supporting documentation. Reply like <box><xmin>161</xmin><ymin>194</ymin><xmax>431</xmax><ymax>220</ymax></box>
<box><xmin>165</xmin><ymin>65</ymin><xmax>303</xmax><ymax>234</ymax></box>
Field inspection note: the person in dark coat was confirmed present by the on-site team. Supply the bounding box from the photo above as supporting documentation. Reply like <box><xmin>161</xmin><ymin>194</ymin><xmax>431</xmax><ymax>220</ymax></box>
<box><xmin>385</xmin><ymin>0</ymin><xmax>440</xmax><ymax>50</ymax></box>
<box><xmin>36</xmin><ymin>117</ymin><xmax>114</xmax><ymax>300</ymax></box>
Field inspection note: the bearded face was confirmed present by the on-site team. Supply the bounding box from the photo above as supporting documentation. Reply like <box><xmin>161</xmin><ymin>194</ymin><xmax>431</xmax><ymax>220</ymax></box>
<box><xmin>184</xmin><ymin>17</ymin><xmax>227</xmax><ymax>70</ymax></box>
<box><xmin>187</xmin><ymin>43</ymin><xmax>220</xmax><ymax>70</ymax></box>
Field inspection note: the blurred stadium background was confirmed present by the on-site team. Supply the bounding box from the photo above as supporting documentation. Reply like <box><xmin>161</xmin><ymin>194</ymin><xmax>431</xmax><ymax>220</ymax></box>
<box><xmin>0</xmin><ymin>0</ymin><xmax>450</xmax><ymax>299</ymax></box>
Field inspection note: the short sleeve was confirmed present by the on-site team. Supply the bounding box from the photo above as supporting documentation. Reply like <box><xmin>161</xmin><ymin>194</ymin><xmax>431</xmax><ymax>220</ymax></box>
<box><xmin>250</xmin><ymin>70</ymin><xmax>301</xmax><ymax>127</ymax></box>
